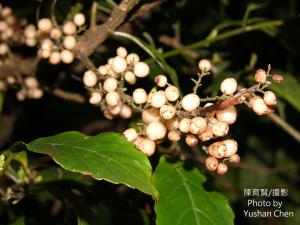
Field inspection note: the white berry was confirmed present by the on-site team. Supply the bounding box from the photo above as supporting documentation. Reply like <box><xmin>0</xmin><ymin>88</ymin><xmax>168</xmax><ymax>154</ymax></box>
<box><xmin>89</xmin><ymin>92</ymin><xmax>102</xmax><ymax>105</ymax></box>
<box><xmin>105</xmin><ymin>91</ymin><xmax>120</xmax><ymax>106</ymax></box>
<box><xmin>124</xmin><ymin>71</ymin><xmax>136</xmax><ymax>85</ymax></box>
<box><xmin>38</xmin><ymin>18</ymin><xmax>52</xmax><ymax>32</ymax></box>
<box><xmin>179</xmin><ymin>118</ymin><xmax>191</xmax><ymax>133</ymax></box>
<box><xmin>155</xmin><ymin>75</ymin><xmax>168</xmax><ymax>87</ymax></box>
<box><xmin>116</xmin><ymin>47</ymin><xmax>127</xmax><ymax>58</ymax></box>
<box><xmin>198</xmin><ymin>59</ymin><xmax>211</xmax><ymax>72</ymax></box>
<box><xmin>112</xmin><ymin>56</ymin><xmax>127</xmax><ymax>73</ymax></box>
<box><xmin>181</xmin><ymin>93</ymin><xmax>200</xmax><ymax>112</ymax></box>
<box><xmin>220</xmin><ymin>78</ymin><xmax>237</xmax><ymax>95</ymax></box>
<box><xmin>126</xmin><ymin>53</ymin><xmax>140</xmax><ymax>65</ymax></box>
<box><xmin>263</xmin><ymin>91</ymin><xmax>277</xmax><ymax>106</ymax></box>
<box><xmin>62</xmin><ymin>21</ymin><xmax>76</xmax><ymax>35</ymax></box>
<box><xmin>165</xmin><ymin>86</ymin><xmax>179</xmax><ymax>102</ymax></box>
<box><xmin>63</xmin><ymin>35</ymin><xmax>77</xmax><ymax>50</ymax></box>
<box><xmin>119</xmin><ymin>104</ymin><xmax>132</xmax><ymax>118</ymax></box>
<box><xmin>190</xmin><ymin>117</ymin><xmax>207</xmax><ymax>134</ymax></box>
<box><xmin>103</xmin><ymin>77</ymin><xmax>118</xmax><ymax>92</ymax></box>
<box><xmin>83</xmin><ymin>70</ymin><xmax>97</xmax><ymax>87</ymax></box>
<box><xmin>223</xmin><ymin>139</ymin><xmax>238</xmax><ymax>157</ymax></box>
<box><xmin>146</xmin><ymin>121</ymin><xmax>167</xmax><ymax>141</ymax></box>
<box><xmin>73</xmin><ymin>13</ymin><xmax>86</xmax><ymax>26</ymax></box>
<box><xmin>61</xmin><ymin>50</ymin><xmax>74</xmax><ymax>64</ymax></box>
<box><xmin>216</xmin><ymin>106</ymin><xmax>237</xmax><ymax>125</ymax></box>
<box><xmin>133</xmin><ymin>88</ymin><xmax>147</xmax><ymax>104</ymax></box>
<box><xmin>133</xmin><ymin>62</ymin><xmax>150</xmax><ymax>77</ymax></box>
<box><xmin>160</xmin><ymin>105</ymin><xmax>176</xmax><ymax>120</ymax></box>
<box><xmin>123</xmin><ymin>128</ymin><xmax>138</xmax><ymax>142</ymax></box>
<box><xmin>150</xmin><ymin>91</ymin><xmax>167</xmax><ymax>108</ymax></box>
<box><xmin>251</xmin><ymin>96</ymin><xmax>268</xmax><ymax>115</ymax></box>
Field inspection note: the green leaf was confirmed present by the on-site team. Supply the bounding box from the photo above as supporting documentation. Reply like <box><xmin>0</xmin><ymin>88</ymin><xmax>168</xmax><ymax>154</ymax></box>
<box><xmin>113</xmin><ymin>31</ymin><xmax>180</xmax><ymax>88</ymax></box>
<box><xmin>153</xmin><ymin>157</ymin><xmax>234</xmax><ymax>225</ymax></box>
<box><xmin>269</xmin><ymin>74</ymin><xmax>300</xmax><ymax>112</ymax></box>
<box><xmin>26</xmin><ymin>132</ymin><xmax>158</xmax><ymax>197</ymax></box>
<box><xmin>9</xmin><ymin>217</ymin><xmax>24</xmax><ymax>225</ymax></box>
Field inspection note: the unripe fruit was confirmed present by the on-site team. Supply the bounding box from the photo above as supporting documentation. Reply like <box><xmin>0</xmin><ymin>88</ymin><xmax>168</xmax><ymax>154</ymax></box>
<box><xmin>89</xmin><ymin>92</ymin><xmax>102</xmax><ymax>104</ymax></box>
<box><xmin>50</xmin><ymin>28</ymin><xmax>62</xmax><ymax>40</ymax></box>
<box><xmin>223</xmin><ymin>139</ymin><xmax>238</xmax><ymax>157</ymax></box>
<box><xmin>123</xmin><ymin>128</ymin><xmax>138</xmax><ymax>141</ymax></box>
<box><xmin>181</xmin><ymin>93</ymin><xmax>200</xmax><ymax>112</ymax></box>
<box><xmin>263</xmin><ymin>91</ymin><xmax>277</xmax><ymax>106</ymax></box>
<box><xmin>168</xmin><ymin>130</ymin><xmax>181</xmax><ymax>141</ymax></box>
<box><xmin>165</xmin><ymin>117</ymin><xmax>179</xmax><ymax>130</ymax></box>
<box><xmin>49</xmin><ymin>51</ymin><xmax>61</xmax><ymax>64</ymax></box>
<box><xmin>179</xmin><ymin>118</ymin><xmax>191</xmax><ymax>133</ymax></box>
<box><xmin>133</xmin><ymin>62</ymin><xmax>149</xmax><ymax>77</ymax></box>
<box><xmin>208</xmin><ymin>142</ymin><xmax>227</xmax><ymax>158</ymax></box>
<box><xmin>220</xmin><ymin>78</ymin><xmax>237</xmax><ymax>95</ymax></box>
<box><xmin>134</xmin><ymin>137</ymin><xmax>156</xmax><ymax>156</ymax></box>
<box><xmin>124</xmin><ymin>71</ymin><xmax>136</xmax><ymax>85</ymax></box>
<box><xmin>211</xmin><ymin>120</ymin><xmax>229</xmax><ymax>137</ymax></box>
<box><xmin>0</xmin><ymin>43</ymin><xmax>9</xmax><ymax>55</ymax></box>
<box><xmin>103</xmin><ymin>77</ymin><xmax>118</xmax><ymax>92</ymax></box>
<box><xmin>119</xmin><ymin>104</ymin><xmax>132</xmax><ymax>118</ymax></box>
<box><xmin>165</xmin><ymin>85</ymin><xmax>179</xmax><ymax>102</ymax></box>
<box><xmin>160</xmin><ymin>105</ymin><xmax>176</xmax><ymax>120</ymax></box>
<box><xmin>190</xmin><ymin>117</ymin><xmax>207</xmax><ymax>134</ymax></box>
<box><xmin>216</xmin><ymin>106</ymin><xmax>237</xmax><ymax>125</ymax></box>
<box><xmin>229</xmin><ymin>154</ymin><xmax>240</xmax><ymax>163</ymax></box>
<box><xmin>61</xmin><ymin>50</ymin><xmax>74</xmax><ymax>64</ymax></box>
<box><xmin>133</xmin><ymin>88</ymin><xmax>147</xmax><ymax>104</ymax></box>
<box><xmin>24</xmin><ymin>77</ymin><xmax>38</xmax><ymax>89</ymax></box>
<box><xmin>255</xmin><ymin>69</ymin><xmax>267</xmax><ymax>84</ymax></box>
<box><xmin>150</xmin><ymin>91</ymin><xmax>167</xmax><ymax>108</ymax></box>
<box><xmin>155</xmin><ymin>75</ymin><xmax>168</xmax><ymax>87</ymax></box>
<box><xmin>112</xmin><ymin>56</ymin><xmax>127</xmax><ymax>73</ymax></box>
<box><xmin>63</xmin><ymin>21</ymin><xmax>76</xmax><ymax>35</ymax></box>
<box><xmin>142</xmin><ymin>107</ymin><xmax>160</xmax><ymax>124</ymax></box>
<box><xmin>146</xmin><ymin>121</ymin><xmax>167</xmax><ymax>141</ymax></box>
<box><xmin>205</xmin><ymin>157</ymin><xmax>218</xmax><ymax>171</ymax></box>
<box><xmin>83</xmin><ymin>70</ymin><xmax>97</xmax><ymax>87</ymax></box>
<box><xmin>126</xmin><ymin>53</ymin><xmax>140</xmax><ymax>65</ymax></box>
<box><xmin>73</xmin><ymin>13</ymin><xmax>86</xmax><ymax>26</ymax></box>
<box><xmin>198</xmin><ymin>127</ymin><xmax>214</xmax><ymax>142</ymax></box>
<box><xmin>116</xmin><ymin>46</ymin><xmax>127</xmax><ymax>58</ymax></box>
<box><xmin>185</xmin><ymin>135</ymin><xmax>198</xmax><ymax>147</ymax></box>
<box><xmin>217</xmin><ymin>163</ymin><xmax>228</xmax><ymax>175</ymax></box>
<box><xmin>63</xmin><ymin>35</ymin><xmax>77</xmax><ymax>50</ymax></box>
<box><xmin>198</xmin><ymin>59</ymin><xmax>211</xmax><ymax>72</ymax></box>
<box><xmin>105</xmin><ymin>91</ymin><xmax>120</xmax><ymax>106</ymax></box>
<box><xmin>38</xmin><ymin>18</ymin><xmax>52</xmax><ymax>32</ymax></box>
<box><xmin>251</xmin><ymin>96</ymin><xmax>268</xmax><ymax>115</ymax></box>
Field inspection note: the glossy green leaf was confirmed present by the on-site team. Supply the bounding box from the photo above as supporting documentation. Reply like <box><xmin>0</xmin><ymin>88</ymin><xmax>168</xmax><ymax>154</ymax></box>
<box><xmin>26</xmin><ymin>131</ymin><xmax>158</xmax><ymax>197</ymax></box>
<box><xmin>153</xmin><ymin>157</ymin><xmax>234</xmax><ymax>225</ymax></box>
<box><xmin>269</xmin><ymin>74</ymin><xmax>300</xmax><ymax>112</ymax></box>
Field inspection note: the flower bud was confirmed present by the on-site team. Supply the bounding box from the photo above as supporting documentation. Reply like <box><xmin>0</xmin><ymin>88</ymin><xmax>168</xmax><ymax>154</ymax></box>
<box><xmin>220</xmin><ymin>78</ymin><xmax>237</xmax><ymax>95</ymax></box>
<box><xmin>205</xmin><ymin>157</ymin><xmax>218</xmax><ymax>171</ymax></box>
<box><xmin>181</xmin><ymin>93</ymin><xmax>200</xmax><ymax>112</ymax></box>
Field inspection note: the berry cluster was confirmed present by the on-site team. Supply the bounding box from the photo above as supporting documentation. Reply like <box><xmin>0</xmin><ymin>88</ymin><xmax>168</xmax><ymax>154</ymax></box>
<box><xmin>0</xmin><ymin>5</ymin><xmax>28</xmax><ymax>62</ymax></box>
<box><xmin>24</xmin><ymin>13</ymin><xmax>86</xmax><ymax>64</ymax></box>
<box><xmin>113</xmin><ymin>57</ymin><xmax>279</xmax><ymax>175</ymax></box>
<box><xmin>83</xmin><ymin>47</ymin><xmax>150</xmax><ymax>119</ymax></box>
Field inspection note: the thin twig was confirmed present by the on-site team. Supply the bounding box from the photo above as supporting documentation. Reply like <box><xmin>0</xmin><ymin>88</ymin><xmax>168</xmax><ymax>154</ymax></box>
<box><xmin>268</xmin><ymin>113</ymin><xmax>300</xmax><ymax>143</ymax></box>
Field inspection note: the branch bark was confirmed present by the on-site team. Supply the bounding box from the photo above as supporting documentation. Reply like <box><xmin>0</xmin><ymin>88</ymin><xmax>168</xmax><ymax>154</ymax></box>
<box><xmin>74</xmin><ymin>0</ymin><xmax>139</xmax><ymax>58</ymax></box>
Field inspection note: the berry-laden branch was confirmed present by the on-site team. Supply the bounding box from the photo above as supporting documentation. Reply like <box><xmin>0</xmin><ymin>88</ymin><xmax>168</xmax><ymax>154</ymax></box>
<box><xmin>74</xmin><ymin>0</ymin><xmax>139</xmax><ymax>58</ymax></box>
